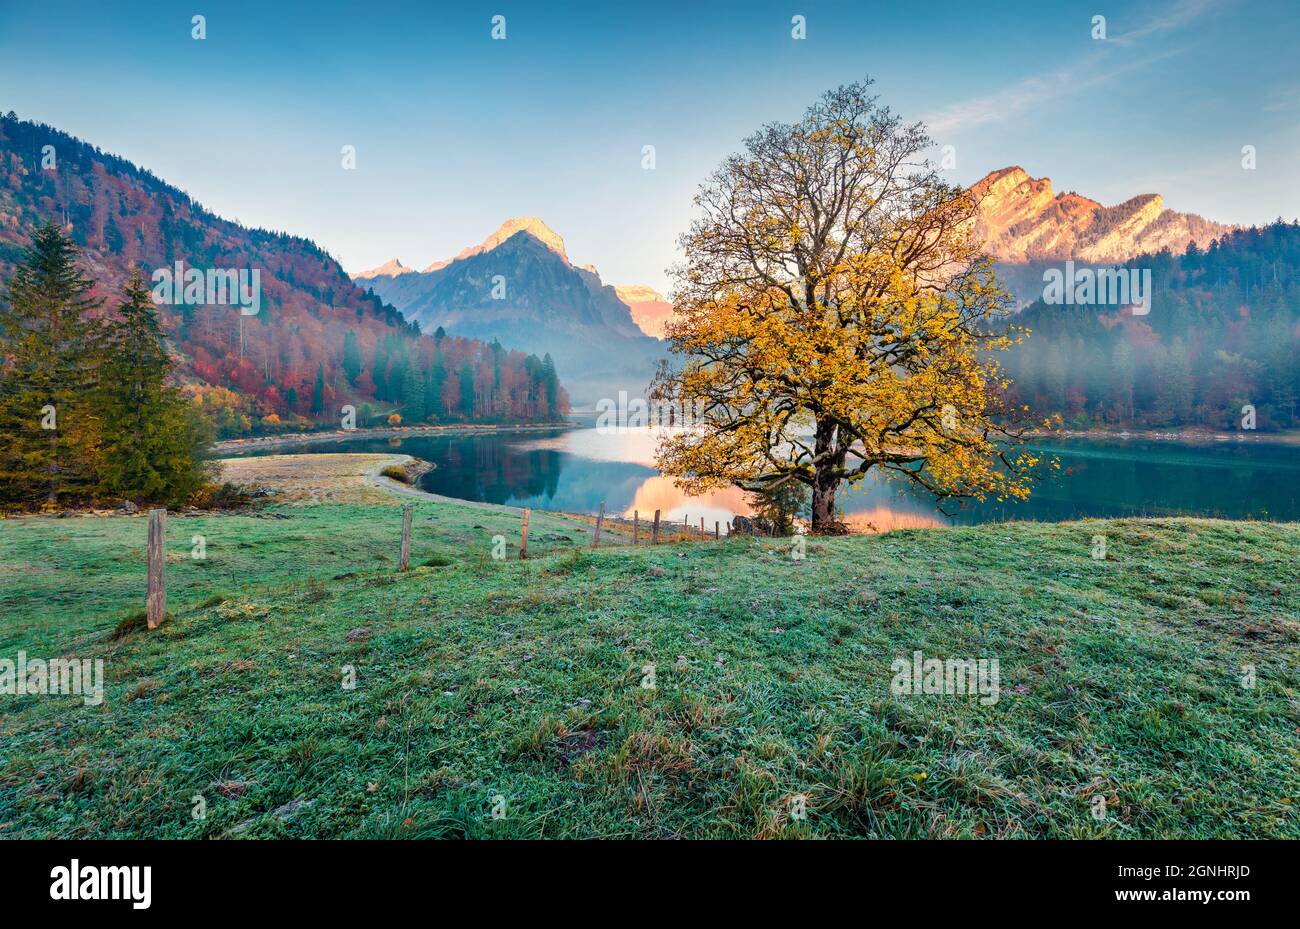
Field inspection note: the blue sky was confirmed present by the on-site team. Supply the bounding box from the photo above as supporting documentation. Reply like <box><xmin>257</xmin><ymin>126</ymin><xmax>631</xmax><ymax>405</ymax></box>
<box><xmin>2</xmin><ymin>0</ymin><xmax>1297</xmax><ymax>292</ymax></box>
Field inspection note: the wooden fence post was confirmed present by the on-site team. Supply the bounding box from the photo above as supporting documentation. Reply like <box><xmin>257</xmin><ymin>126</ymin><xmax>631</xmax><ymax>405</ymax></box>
<box><xmin>652</xmin><ymin>509</ymin><xmax>661</xmax><ymax>545</ymax></box>
<box><xmin>700</xmin><ymin>517</ymin><xmax>705</xmax><ymax>539</ymax></box>
<box><xmin>715</xmin><ymin>521</ymin><xmax>720</xmax><ymax>540</ymax></box>
<box><xmin>399</xmin><ymin>504</ymin><xmax>413</xmax><ymax>571</ymax></box>
<box><xmin>147</xmin><ymin>508</ymin><xmax>166</xmax><ymax>629</ymax></box>
<box><xmin>592</xmin><ymin>501</ymin><xmax>605</xmax><ymax>548</ymax></box>
<box><xmin>633</xmin><ymin>510</ymin><xmax>639</xmax><ymax>545</ymax></box>
<box><xmin>520</xmin><ymin>508</ymin><xmax>530</xmax><ymax>560</ymax></box>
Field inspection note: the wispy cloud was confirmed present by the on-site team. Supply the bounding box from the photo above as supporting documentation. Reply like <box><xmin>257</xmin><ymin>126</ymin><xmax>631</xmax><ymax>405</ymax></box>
<box><xmin>1109</xmin><ymin>0</ymin><xmax>1219</xmax><ymax>46</ymax></box>
<box><xmin>1261</xmin><ymin>84</ymin><xmax>1300</xmax><ymax>112</ymax></box>
<box><xmin>925</xmin><ymin>53</ymin><xmax>1120</xmax><ymax>135</ymax></box>
<box><xmin>924</xmin><ymin>0</ymin><xmax>1222</xmax><ymax>136</ymax></box>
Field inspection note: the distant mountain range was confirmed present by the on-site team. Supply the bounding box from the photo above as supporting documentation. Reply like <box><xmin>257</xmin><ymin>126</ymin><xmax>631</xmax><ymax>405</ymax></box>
<box><xmin>2</xmin><ymin>109</ymin><xmax>1254</xmax><ymax>423</ymax></box>
<box><xmin>490</xmin><ymin>168</ymin><xmax>1242</xmax><ymax>346</ymax></box>
<box><xmin>972</xmin><ymin>166</ymin><xmax>1235</xmax><ymax>264</ymax></box>
<box><xmin>357</xmin><ymin>218</ymin><xmax>665</xmax><ymax>403</ymax></box>
<box><xmin>972</xmin><ymin>166</ymin><xmax>1237</xmax><ymax>304</ymax></box>
<box><xmin>0</xmin><ymin>114</ymin><xmax>566</xmax><ymax>435</ymax></box>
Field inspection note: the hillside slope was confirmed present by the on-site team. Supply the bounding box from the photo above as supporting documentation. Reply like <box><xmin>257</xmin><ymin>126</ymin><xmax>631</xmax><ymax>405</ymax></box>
<box><xmin>1002</xmin><ymin>222</ymin><xmax>1300</xmax><ymax>431</ymax></box>
<box><xmin>0</xmin><ymin>113</ymin><xmax>567</xmax><ymax>434</ymax></box>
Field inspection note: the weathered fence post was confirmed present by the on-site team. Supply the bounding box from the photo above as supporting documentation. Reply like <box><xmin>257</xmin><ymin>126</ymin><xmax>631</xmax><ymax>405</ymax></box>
<box><xmin>715</xmin><ymin>521</ymin><xmax>720</xmax><ymax>540</ymax></box>
<box><xmin>633</xmin><ymin>510</ymin><xmax>640</xmax><ymax>545</ymax></box>
<box><xmin>652</xmin><ymin>509</ymin><xmax>661</xmax><ymax>545</ymax></box>
<box><xmin>700</xmin><ymin>517</ymin><xmax>705</xmax><ymax>539</ymax></box>
<box><xmin>520</xmin><ymin>508</ymin><xmax>530</xmax><ymax>559</ymax></box>
<box><xmin>147</xmin><ymin>508</ymin><xmax>166</xmax><ymax>629</ymax></box>
<box><xmin>399</xmin><ymin>504</ymin><xmax>413</xmax><ymax>571</ymax></box>
<box><xmin>592</xmin><ymin>501</ymin><xmax>605</xmax><ymax>548</ymax></box>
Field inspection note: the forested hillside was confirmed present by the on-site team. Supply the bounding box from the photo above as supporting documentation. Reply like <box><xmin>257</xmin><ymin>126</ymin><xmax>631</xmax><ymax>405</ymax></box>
<box><xmin>1003</xmin><ymin>222</ymin><xmax>1300</xmax><ymax>431</ymax></box>
<box><xmin>0</xmin><ymin>112</ymin><xmax>568</xmax><ymax>438</ymax></box>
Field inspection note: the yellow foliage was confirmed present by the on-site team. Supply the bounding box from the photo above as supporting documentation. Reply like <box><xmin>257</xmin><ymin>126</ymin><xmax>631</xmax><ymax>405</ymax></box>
<box><xmin>652</xmin><ymin>80</ymin><xmax>1040</xmax><ymax>529</ymax></box>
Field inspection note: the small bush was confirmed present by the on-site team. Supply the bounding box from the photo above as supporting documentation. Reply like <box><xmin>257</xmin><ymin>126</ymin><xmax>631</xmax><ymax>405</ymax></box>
<box><xmin>189</xmin><ymin>482</ymin><xmax>264</xmax><ymax>510</ymax></box>
<box><xmin>112</xmin><ymin>610</ymin><xmax>149</xmax><ymax>639</ymax></box>
<box><xmin>745</xmin><ymin>482</ymin><xmax>809</xmax><ymax>536</ymax></box>
<box><xmin>548</xmin><ymin>549</ymin><xmax>587</xmax><ymax>575</ymax></box>
<box><xmin>380</xmin><ymin>465</ymin><xmax>410</xmax><ymax>484</ymax></box>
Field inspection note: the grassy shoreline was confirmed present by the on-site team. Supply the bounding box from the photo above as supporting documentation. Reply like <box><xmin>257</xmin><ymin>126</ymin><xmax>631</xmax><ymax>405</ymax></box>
<box><xmin>212</xmin><ymin>420</ymin><xmax>579</xmax><ymax>456</ymax></box>
<box><xmin>1</xmin><ymin>456</ymin><xmax>1296</xmax><ymax>839</ymax></box>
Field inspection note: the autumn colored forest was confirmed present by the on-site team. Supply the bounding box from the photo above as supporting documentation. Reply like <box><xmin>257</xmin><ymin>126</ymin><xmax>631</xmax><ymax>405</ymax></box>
<box><xmin>0</xmin><ymin>113</ymin><xmax>569</xmax><ymax>439</ymax></box>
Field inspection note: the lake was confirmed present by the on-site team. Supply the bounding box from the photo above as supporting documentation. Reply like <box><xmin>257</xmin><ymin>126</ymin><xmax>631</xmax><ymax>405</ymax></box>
<box><xmin>229</xmin><ymin>419</ymin><xmax>1300</xmax><ymax>530</ymax></box>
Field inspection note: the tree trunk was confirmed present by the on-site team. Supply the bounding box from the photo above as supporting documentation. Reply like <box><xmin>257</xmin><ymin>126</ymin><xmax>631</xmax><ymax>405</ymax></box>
<box><xmin>811</xmin><ymin>468</ymin><xmax>838</xmax><ymax>532</ymax></box>
<box><xmin>810</xmin><ymin>417</ymin><xmax>841</xmax><ymax>533</ymax></box>
<box><xmin>47</xmin><ymin>429</ymin><xmax>58</xmax><ymax>505</ymax></box>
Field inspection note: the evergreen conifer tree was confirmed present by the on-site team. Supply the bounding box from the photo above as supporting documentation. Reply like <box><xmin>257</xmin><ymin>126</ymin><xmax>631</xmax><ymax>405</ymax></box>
<box><xmin>0</xmin><ymin>222</ymin><xmax>105</xmax><ymax>506</ymax></box>
<box><xmin>96</xmin><ymin>268</ymin><xmax>212</xmax><ymax>506</ymax></box>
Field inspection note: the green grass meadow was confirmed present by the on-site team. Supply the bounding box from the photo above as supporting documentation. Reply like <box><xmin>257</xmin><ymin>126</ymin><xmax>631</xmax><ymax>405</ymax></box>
<box><xmin>2</xmin><ymin>498</ymin><xmax>1298</xmax><ymax>838</ymax></box>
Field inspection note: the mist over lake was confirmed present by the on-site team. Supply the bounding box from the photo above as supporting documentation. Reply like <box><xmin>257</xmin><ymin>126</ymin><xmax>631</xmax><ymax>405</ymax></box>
<box><xmin>232</xmin><ymin>420</ymin><xmax>1300</xmax><ymax>530</ymax></box>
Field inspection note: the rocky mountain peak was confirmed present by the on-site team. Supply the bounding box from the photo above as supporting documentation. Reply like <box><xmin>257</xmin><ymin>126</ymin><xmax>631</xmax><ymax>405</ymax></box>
<box><xmin>971</xmin><ymin>167</ymin><xmax>1232</xmax><ymax>264</ymax></box>
<box><xmin>422</xmin><ymin>216</ymin><xmax>569</xmax><ymax>273</ymax></box>
<box><xmin>355</xmin><ymin>257</ymin><xmax>412</xmax><ymax>280</ymax></box>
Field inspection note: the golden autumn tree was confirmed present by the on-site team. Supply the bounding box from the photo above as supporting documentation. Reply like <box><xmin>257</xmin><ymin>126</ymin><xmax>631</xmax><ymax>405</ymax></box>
<box><xmin>653</xmin><ymin>80</ymin><xmax>1041</xmax><ymax>532</ymax></box>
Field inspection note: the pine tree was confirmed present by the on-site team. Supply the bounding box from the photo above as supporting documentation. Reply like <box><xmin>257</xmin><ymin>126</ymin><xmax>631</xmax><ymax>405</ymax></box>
<box><xmin>103</xmin><ymin>213</ymin><xmax>125</xmax><ymax>254</ymax></box>
<box><xmin>429</xmin><ymin>347</ymin><xmax>447</xmax><ymax>419</ymax></box>
<box><xmin>1108</xmin><ymin>339</ymin><xmax>1135</xmax><ymax>423</ymax></box>
<box><xmin>490</xmin><ymin>339</ymin><xmax>503</xmax><ymax>414</ymax></box>
<box><xmin>96</xmin><ymin>268</ymin><xmax>212</xmax><ymax>506</ymax></box>
<box><xmin>524</xmin><ymin>354</ymin><xmax>541</xmax><ymax>417</ymax></box>
<box><xmin>0</xmin><ymin>222</ymin><xmax>105</xmax><ymax>506</ymax></box>
<box><xmin>422</xmin><ymin>364</ymin><xmax>437</xmax><ymax>421</ymax></box>
<box><xmin>371</xmin><ymin>343</ymin><xmax>388</xmax><ymax>399</ymax></box>
<box><xmin>1041</xmin><ymin>344</ymin><xmax>1067</xmax><ymax>417</ymax></box>
<box><xmin>387</xmin><ymin>348</ymin><xmax>408</xmax><ymax>406</ymax></box>
<box><xmin>342</xmin><ymin>329</ymin><xmax>363</xmax><ymax>386</ymax></box>
<box><xmin>402</xmin><ymin>359</ymin><xmax>427</xmax><ymax>423</ymax></box>
<box><xmin>541</xmin><ymin>353</ymin><xmax>559</xmax><ymax>420</ymax></box>
<box><xmin>311</xmin><ymin>362</ymin><xmax>326</xmax><ymax>416</ymax></box>
<box><xmin>1155</xmin><ymin>339</ymin><xmax>1195</xmax><ymax>425</ymax></box>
